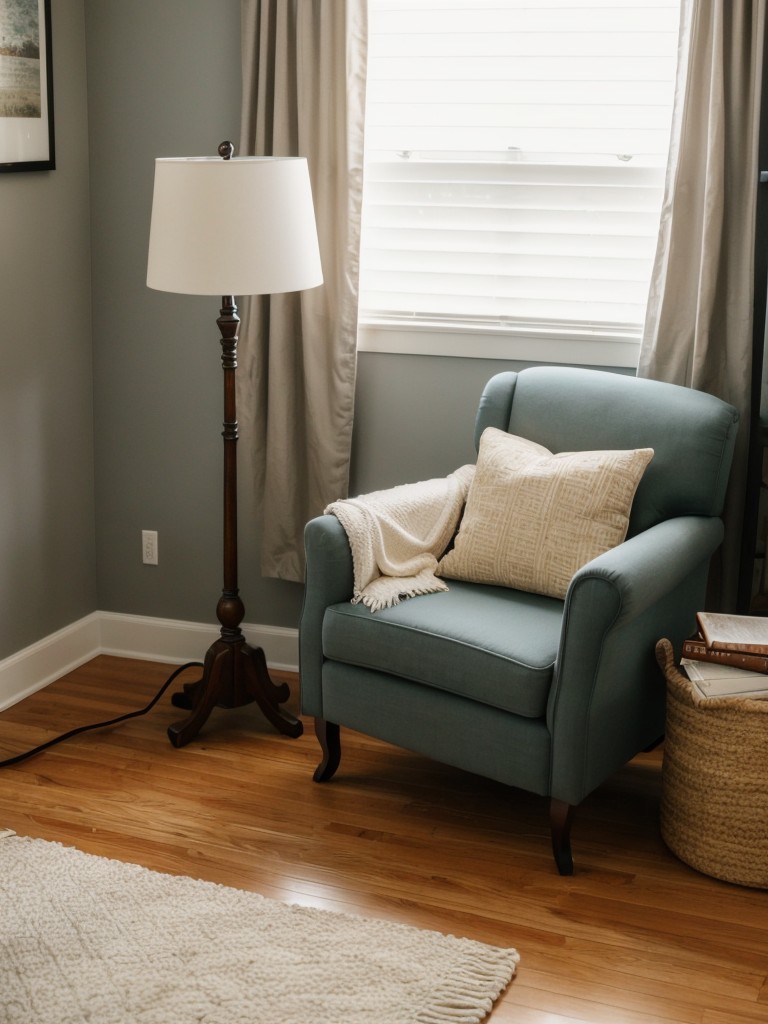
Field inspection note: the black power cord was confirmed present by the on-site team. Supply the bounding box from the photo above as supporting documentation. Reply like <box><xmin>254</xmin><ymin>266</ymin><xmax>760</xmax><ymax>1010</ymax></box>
<box><xmin>0</xmin><ymin>661</ymin><xmax>204</xmax><ymax>768</ymax></box>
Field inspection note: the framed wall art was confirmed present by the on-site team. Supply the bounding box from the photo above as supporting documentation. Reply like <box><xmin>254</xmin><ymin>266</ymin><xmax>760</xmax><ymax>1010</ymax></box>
<box><xmin>0</xmin><ymin>0</ymin><xmax>54</xmax><ymax>172</ymax></box>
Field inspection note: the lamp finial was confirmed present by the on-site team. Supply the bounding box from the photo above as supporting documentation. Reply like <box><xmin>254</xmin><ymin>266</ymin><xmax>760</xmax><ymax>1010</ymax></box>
<box><xmin>218</xmin><ymin>140</ymin><xmax>235</xmax><ymax>160</ymax></box>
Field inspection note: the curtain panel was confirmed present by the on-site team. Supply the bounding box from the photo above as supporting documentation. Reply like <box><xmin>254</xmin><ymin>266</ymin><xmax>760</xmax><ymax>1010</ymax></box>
<box><xmin>638</xmin><ymin>0</ymin><xmax>766</xmax><ymax>610</ymax></box>
<box><xmin>238</xmin><ymin>0</ymin><xmax>367</xmax><ymax>582</ymax></box>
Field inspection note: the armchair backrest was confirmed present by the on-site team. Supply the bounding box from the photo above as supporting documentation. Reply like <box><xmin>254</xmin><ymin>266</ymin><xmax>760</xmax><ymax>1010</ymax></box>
<box><xmin>475</xmin><ymin>367</ymin><xmax>739</xmax><ymax>536</ymax></box>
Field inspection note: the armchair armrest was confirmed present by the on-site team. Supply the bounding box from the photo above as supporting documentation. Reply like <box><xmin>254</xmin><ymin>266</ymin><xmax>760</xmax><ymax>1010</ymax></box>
<box><xmin>549</xmin><ymin>515</ymin><xmax>723</xmax><ymax>804</ymax></box>
<box><xmin>299</xmin><ymin>515</ymin><xmax>355</xmax><ymax>716</ymax></box>
<box><xmin>567</xmin><ymin>514</ymin><xmax>724</xmax><ymax>626</ymax></box>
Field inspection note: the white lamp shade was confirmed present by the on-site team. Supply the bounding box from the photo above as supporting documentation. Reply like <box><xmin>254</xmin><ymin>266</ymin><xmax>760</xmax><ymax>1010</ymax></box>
<box><xmin>147</xmin><ymin>156</ymin><xmax>323</xmax><ymax>296</ymax></box>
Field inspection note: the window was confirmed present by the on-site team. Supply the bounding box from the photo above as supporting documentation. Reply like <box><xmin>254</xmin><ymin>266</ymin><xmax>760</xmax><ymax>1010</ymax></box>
<box><xmin>358</xmin><ymin>0</ymin><xmax>681</xmax><ymax>364</ymax></box>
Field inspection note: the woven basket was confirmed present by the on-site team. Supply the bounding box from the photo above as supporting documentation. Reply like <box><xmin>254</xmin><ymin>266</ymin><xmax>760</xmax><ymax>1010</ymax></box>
<box><xmin>655</xmin><ymin>639</ymin><xmax>768</xmax><ymax>889</ymax></box>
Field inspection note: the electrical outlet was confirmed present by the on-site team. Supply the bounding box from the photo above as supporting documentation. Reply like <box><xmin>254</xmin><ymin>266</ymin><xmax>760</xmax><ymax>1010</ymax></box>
<box><xmin>142</xmin><ymin>530</ymin><xmax>158</xmax><ymax>565</ymax></box>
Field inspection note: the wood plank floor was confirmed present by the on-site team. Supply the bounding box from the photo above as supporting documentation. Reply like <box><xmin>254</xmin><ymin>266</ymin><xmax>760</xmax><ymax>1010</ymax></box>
<box><xmin>0</xmin><ymin>655</ymin><xmax>766</xmax><ymax>1023</ymax></box>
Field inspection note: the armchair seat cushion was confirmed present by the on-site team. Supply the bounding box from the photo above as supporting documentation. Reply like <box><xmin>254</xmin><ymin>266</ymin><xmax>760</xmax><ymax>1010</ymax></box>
<box><xmin>322</xmin><ymin>579</ymin><xmax>563</xmax><ymax>718</ymax></box>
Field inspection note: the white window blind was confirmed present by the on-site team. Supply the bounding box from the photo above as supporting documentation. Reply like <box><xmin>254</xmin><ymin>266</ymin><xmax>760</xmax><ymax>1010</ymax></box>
<box><xmin>359</xmin><ymin>0</ymin><xmax>681</xmax><ymax>348</ymax></box>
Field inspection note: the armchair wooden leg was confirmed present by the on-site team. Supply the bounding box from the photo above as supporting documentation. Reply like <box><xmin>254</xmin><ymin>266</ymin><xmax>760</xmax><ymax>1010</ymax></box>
<box><xmin>313</xmin><ymin>719</ymin><xmax>341</xmax><ymax>782</ymax></box>
<box><xmin>550</xmin><ymin>798</ymin><xmax>575</xmax><ymax>875</ymax></box>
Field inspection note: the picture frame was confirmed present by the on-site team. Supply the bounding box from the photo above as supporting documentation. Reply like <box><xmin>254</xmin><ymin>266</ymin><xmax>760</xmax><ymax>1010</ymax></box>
<box><xmin>0</xmin><ymin>0</ymin><xmax>54</xmax><ymax>172</ymax></box>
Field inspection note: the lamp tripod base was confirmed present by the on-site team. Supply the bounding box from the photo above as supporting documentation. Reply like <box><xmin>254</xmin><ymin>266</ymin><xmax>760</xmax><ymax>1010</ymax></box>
<box><xmin>167</xmin><ymin>634</ymin><xmax>303</xmax><ymax>748</ymax></box>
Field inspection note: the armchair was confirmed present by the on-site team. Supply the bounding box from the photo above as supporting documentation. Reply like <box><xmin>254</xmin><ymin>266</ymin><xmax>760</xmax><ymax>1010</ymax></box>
<box><xmin>299</xmin><ymin>367</ymin><xmax>739</xmax><ymax>873</ymax></box>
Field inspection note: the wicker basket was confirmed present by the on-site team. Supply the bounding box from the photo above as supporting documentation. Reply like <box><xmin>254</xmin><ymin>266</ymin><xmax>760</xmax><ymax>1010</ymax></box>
<box><xmin>655</xmin><ymin>639</ymin><xmax>768</xmax><ymax>888</ymax></box>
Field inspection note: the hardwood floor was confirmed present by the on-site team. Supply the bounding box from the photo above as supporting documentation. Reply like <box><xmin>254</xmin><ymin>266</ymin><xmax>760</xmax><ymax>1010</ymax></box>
<box><xmin>0</xmin><ymin>655</ymin><xmax>766</xmax><ymax>1023</ymax></box>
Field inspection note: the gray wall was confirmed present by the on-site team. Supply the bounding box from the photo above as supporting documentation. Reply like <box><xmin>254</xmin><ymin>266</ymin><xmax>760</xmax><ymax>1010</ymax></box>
<box><xmin>86</xmin><ymin>1</ymin><xmax>250</xmax><ymax>626</ymax></box>
<box><xmin>353</xmin><ymin>355</ymin><xmax>535</xmax><ymax>494</ymax></box>
<box><xmin>84</xmin><ymin>0</ymin><xmax>537</xmax><ymax>637</ymax></box>
<box><xmin>0</xmin><ymin>2</ymin><xmax>95</xmax><ymax>660</ymax></box>
<box><xmin>0</xmin><ymin>1</ymin><xmax>632</xmax><ymax>666</ymax></box>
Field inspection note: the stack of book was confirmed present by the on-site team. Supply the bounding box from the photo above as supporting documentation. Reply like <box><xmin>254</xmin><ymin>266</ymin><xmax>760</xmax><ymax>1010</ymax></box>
<box><xmin>681</xmin><ymin>612</ymin><xmax>768</xmax><ymax>700</ymax></box>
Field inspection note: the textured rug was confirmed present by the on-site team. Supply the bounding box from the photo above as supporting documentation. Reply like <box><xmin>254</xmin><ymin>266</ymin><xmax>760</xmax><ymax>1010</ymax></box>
<box><xmin>0</xmin><ymin>832</ymin><xmax>519</xmax><ymax>1023</ymax></box>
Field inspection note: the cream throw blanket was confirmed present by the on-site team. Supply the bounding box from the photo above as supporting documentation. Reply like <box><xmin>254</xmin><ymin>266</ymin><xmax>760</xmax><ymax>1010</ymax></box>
<box><xmin>325</xmin><ymin>465</ymin><xmax>475</xmax><ymax>611</ymax></box>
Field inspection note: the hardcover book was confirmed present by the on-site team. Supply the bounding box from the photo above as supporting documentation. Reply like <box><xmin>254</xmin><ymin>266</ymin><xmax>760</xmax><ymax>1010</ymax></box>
<box><xmin>681</xmin><ymin>657</ymin><xmax>768</xmax><ymax>699</ymax></box>
<box><xmin>695</xmin><ymin>611</ymin><xmax>768</xmax><ymax>655</ymax></box>
<box><xmin>681</xmin><ymin>636</ymin><xmax>768</xmax><ymax>674</ymax></box>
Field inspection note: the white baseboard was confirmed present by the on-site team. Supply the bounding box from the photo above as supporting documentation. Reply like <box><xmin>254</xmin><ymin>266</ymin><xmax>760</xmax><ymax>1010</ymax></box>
<box><xmin>97</xmin><ymin>612</ymin><xmax>299</xmax><ymax>670</ymax></box>
<box><xmin>0</xmin><ymin>613</ymin><xmax>102</xmax><ymax>714</ymax></box>
<box><xmin>0</xmin><ymin>613</ymin><xmax>299</xmax><ymax>712</ymax></box>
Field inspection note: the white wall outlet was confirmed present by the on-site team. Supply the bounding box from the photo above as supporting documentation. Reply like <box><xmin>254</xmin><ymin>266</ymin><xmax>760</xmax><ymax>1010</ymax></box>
<box><xmin>142</xmin><ymin>530</ymin><xmax>158</xmax><ymax>565</ymax></box>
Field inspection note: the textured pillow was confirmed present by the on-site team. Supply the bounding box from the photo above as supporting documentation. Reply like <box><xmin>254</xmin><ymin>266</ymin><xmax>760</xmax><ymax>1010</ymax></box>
<box><xmin>437</xmin><ymin>428</ymin><xmax>654</xmax><ymax>599</ymax></box>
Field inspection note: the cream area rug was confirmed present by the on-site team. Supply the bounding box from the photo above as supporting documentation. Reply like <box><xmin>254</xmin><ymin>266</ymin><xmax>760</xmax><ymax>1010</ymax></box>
<box><xmin>0</xmin><ymin>833</ymin><xmax>519</xmax><ymax>1023</ymax></box>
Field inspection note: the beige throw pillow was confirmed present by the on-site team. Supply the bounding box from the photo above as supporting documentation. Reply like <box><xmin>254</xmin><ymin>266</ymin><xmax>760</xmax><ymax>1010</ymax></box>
<box><xmin>437</xmin><ymin>428</ymin><xmax>654</xmax><ymax>599</ymax></box>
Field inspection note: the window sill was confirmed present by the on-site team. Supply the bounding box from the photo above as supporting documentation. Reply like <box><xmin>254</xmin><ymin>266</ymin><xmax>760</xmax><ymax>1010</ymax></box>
<box><xmin>357</xmin><ymin>321</ymin><xmax>640</xmax><ymax>369</ymax></box>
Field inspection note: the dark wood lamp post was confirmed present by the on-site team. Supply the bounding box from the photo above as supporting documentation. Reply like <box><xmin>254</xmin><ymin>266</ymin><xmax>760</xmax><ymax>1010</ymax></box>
<box><xmin>146</xmin><ymin>142</ymin><xmax>322</xmax><ymax>748</ymax></box>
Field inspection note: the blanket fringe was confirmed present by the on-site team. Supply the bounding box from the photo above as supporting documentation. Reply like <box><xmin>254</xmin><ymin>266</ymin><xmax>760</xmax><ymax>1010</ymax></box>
<box><xmin>355</xmin><ymin>578</ymin><xmax>450</xmax><ymax>612</ymax></box>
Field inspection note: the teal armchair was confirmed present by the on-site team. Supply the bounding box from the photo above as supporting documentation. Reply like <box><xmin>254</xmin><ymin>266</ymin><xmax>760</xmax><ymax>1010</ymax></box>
<box><xmin>299</xmin><ymin>367</ymin><xmax>739</xmax><ymax>873</ymax></box>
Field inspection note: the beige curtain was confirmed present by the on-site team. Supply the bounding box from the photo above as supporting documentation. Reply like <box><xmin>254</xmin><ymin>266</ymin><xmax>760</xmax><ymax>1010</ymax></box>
<box><xmin>638</xmin><ymin>0</ymin><xmax>765</xmax><ymax>610</ymax></box>
<box><xmin>238</xmin><ymin>0</ymin><xmax>367</xmax><ymax>581</ymax></box>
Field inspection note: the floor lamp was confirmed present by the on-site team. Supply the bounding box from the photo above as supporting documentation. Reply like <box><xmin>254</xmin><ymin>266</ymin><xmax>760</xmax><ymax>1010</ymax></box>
<box><xmin>147</xmin><ymin>142</ymin><xmax>323</xmax><ymax>748</ymax></box>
